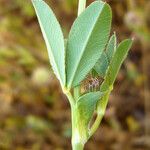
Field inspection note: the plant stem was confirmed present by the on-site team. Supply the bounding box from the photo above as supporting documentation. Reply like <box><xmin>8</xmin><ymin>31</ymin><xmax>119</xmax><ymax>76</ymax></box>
<box><xmin>71</xmin><ymin>106</ymin><xmax>85</xmax><ymax>150</ymax></box>
<box><xmin>74</xmin><ymin>86</ymin><xmax>80</xmax><ymax>100</ymax></box>
<box><xmin>78</xmin><ymin>0</ymin><xmax>86</xmax><ymax>16</ymax></box>
<box><xmin>89</xmin><ymin>113</ymin><xmax>103</xmax><ymax>137</ymax></box>
<box><xmin>65</xmin><ymin>91</ymin><xmax>75</xmax><ymax>107</ymax></box>
<box><xmin>89</xmin><ymin>90</ymin><xmax>111</xmax><ymax>137</ymax></box>
<box><xmin>67</xmin><ymin>91</ymin><xmax>85</xmax><ymax>150</ymax></box>
<box><xmin>72</xmin><ymin>143</ymin><xmax>84</xmax><ymax>150</ymax></box>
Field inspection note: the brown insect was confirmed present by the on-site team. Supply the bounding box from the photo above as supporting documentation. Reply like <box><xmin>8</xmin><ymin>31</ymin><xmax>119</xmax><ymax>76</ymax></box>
<box><xmin>84</xmin><ymin>76</ymin><xmax>103</xmax><ymax>92</ymax></box>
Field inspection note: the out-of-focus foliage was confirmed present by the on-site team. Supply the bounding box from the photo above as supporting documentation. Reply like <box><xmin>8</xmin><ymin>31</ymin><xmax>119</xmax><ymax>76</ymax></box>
<box><xmin>0</xmin><ymin>0</ymin><xmax>149</xmax><ymax>149</ymax></box>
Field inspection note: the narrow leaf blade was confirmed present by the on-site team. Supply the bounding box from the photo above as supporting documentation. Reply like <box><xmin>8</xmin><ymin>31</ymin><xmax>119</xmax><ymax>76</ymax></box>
<box><xmin>66</xmin><ymin>1</ymin><xmax>112</xmax><ymax>88</ymax></box>
<box><xmin>97</xmin><ymin>39</ymin><xmax>132</xmax><ymax>121</ymax></box>
<box><xmin>32</xmin><ymin>0</ymin><xmax>65</xmax><ymax>86</ymax></box>
<box><xmin>94</xmin><ymin>34</ymin><xmax>117</xmax><ymax>77</ymax></box>
<box><xmin>101</xmin><ymin>39</ymin><xmax>133</xmax><ymax>91</ymax></box>
<box><xmin>94</xmin><ymin>52</ymin><xmax>109</xmax><ymax>77</ymax></box>
<box><xmin>105</xmin><ymin>33</ymin><xmax>117</xmax><ymax>61</ymax></box>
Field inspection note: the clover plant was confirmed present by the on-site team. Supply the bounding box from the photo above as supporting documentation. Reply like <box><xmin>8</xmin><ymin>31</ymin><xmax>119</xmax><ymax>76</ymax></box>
<box><xmin>32</xmin><ymin>0</ymin><xmax>133</xmax><ymax>149</ymax></box>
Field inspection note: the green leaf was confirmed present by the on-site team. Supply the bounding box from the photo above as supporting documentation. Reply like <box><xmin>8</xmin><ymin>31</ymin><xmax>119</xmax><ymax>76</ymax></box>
<box><xmin>66</xmin><ymin>1</ymin><xmax>112</xmax><ymax>89</ymax></box>
<box><xmin>76</xmin><ymin>91</ymin><xmax>105</xmax><ymax>130</ymax></box>
<box><xmin>105</xmin><ymin>33</ymin><xmax>117</xmax><ymax>61</ymax></box>
<box><xmin>97</xmin><ymin>39</ymin><xmax>132</xmax><ymax>121</ymax></box>
<box><xmin>94</xmin><ymin>34</ymin><xmax>117</xmax><ymax>77</ymax></box>
<box><xmin>94</xmin><ymin>52</ymin><xmax>109</xmax><ymax>77</ymax></box>
<box><xmin>101</xmin><ymin>39</ymin><xmax>133</xmax><ymax>91</ymax></box>
<box><xmin>32</xmin><ymin>0</ymin><xmax>65</xmax><ymax>87</ymax></box>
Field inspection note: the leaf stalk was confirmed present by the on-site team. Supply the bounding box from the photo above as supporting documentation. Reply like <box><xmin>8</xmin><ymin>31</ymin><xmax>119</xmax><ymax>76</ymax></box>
<box><xmin>78</xmin><ymin>0</ymin><xmax>86</xmax><ymax>16</ymax></box>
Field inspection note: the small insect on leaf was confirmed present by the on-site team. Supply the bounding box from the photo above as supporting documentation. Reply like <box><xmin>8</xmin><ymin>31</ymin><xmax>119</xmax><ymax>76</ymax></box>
<box><xmin>83</xmin><ymin>77</ymin><xmax>103</xmax><ymax>92</ymax></box>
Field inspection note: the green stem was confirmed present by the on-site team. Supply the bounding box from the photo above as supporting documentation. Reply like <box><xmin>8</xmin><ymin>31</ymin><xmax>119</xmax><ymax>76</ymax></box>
<box><xmin>72</xmin><ymin>143</ymin><xmax>84</xmax><ymax>150</ymax></box>
<box><xmin>66</xmin><ymin>90</ymin><xmax>85</xmax><ymax>150</ymax></box>
<box><xmin>65</xmin><ymin>91</ymin><xmax>75</xmax><ymax>107</ymax></box>
<box><xmin>78</xmin><ymin>0</ymin><xmax>86</xmax><ymax>16</ymax></box>
<box><xmin>89</xmin><ymin>90</ymin><xmax>112</xmax><ymax>137</ymax></box>
<box><xmin>89</xmin><ymin>113</ymin><xmax>103</xmax><ymax>137</ymax></box>
<box><xmin>74</xmin><ymin>86</ymin><xmax>80</xmax><ymax>100</ymax></box>
<box><xmin>71</xmin><ymin>106</ymin><xmax>85</xmax><ymax>150</ymax></box>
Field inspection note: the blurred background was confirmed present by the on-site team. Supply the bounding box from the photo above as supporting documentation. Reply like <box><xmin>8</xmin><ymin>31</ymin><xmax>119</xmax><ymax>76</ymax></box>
<box><xmin>0</xmin><ymin>0</ymin><xmax>150</xmax><ymax>149</ymax></box>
